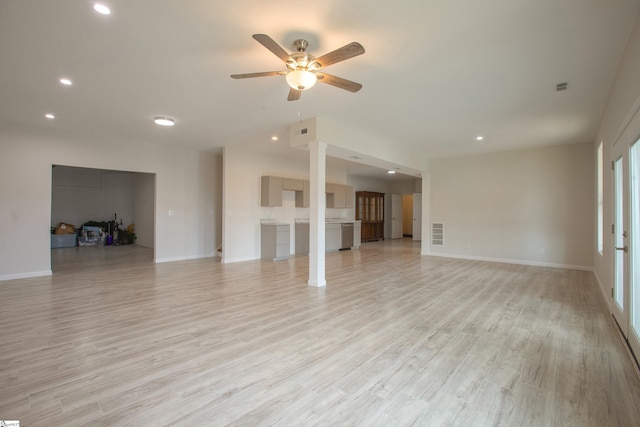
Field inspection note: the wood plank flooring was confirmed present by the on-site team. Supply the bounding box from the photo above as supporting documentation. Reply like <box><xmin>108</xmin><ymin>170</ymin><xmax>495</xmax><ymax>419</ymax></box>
<box><xmin>1</xmin><ymin>240</ymin><xmax>640</xmax><ymax>426</ymax></box>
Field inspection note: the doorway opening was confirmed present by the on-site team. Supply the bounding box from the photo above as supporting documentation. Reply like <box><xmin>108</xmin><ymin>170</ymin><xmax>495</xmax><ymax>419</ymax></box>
<box><xmin>50</xmin><ymin>165</ymin><xmax>155</xmax><ymax>272</ymax></box>
<box><xmin>390</xmin><ymin>193</ymin><xmax>422</xmax><ymax>241</ymax></box>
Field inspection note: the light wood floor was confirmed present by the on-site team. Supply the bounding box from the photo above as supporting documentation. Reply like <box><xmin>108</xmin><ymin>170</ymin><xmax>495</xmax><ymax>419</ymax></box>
<box><xmin>2</xmin><ymin>240</ymin><xmax>640</xmax><ymax>426</ymax></box>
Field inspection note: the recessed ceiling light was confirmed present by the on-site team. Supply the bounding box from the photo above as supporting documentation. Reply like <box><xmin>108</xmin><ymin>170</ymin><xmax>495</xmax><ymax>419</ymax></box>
<box><xmin>271</xmin><ymin>136</ymin><xmax>278</xmax><ymax>141</ymax></box>
<box><xmin>387</xmin><ymin>170</ymin><xmax>396</xmax><ymax>174</ymax></box>
<box><xmin>59</xmin><ymin>78</ymin><xmax>72</xmax><ymax>86</ymax></box>
<box><xmin>476</xmin><ymin>136</ymin><xmax>484</xmax><ymax>141</ymax></box>
<box><xmin>154</xmin><ymin>116</ymin><xmax>175</xmax><ymax>126</ymax></box>
<box><xmin>45</xmin><ymin>113</ymin><xmax>55</xmax><ymax>119</ymax></box>
<box><xmin>93</xmin><ymin>3</ymin><xmax>111</xmax><ymax>15</ymax></box>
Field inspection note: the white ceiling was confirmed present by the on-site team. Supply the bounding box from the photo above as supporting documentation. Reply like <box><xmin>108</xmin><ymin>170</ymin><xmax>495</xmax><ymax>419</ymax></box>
<box><xmin>1</xmin><ymin>0</ymin><xmax>638</xmax><ymax>178</ymax></box>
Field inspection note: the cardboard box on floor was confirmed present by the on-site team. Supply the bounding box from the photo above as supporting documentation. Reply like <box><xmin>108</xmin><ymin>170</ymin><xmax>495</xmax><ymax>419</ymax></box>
<box><xmin>54</xmin><ymin>222</ymin><xmax>75</xmax><ymax>235</ymax></box>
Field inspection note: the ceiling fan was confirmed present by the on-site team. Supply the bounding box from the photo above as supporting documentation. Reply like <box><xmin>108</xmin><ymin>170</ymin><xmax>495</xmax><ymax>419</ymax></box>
<box><xmin>231</xmin><ymin>34</ymin><xmax>365</xmax><ymax>101</ymax></box>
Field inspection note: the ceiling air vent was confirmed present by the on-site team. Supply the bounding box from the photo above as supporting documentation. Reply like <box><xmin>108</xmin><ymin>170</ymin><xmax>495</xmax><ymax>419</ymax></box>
<box><xmin>431</xmin><ymin>223</ymin><xmax>444</xmax><ymax>246</ymax></box>
<box><xmin>555</xmin><ymin>82</ymin><xmax>568</xmax><ymax>92</ymax></box>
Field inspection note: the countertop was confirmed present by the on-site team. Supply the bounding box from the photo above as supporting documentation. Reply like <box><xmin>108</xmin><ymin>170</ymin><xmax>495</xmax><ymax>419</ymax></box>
<box><xmin>295</xmin><ymin>219</ymin><xmax>361</xmax><ymax>224</ymax></box>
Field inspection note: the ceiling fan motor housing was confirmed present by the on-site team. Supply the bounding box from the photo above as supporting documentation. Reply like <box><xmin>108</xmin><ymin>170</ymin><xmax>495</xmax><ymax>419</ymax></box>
<box><xmin>294</xmin><ymin>39</ymin><xmax>309</xmax><ymax>52</ymax></box>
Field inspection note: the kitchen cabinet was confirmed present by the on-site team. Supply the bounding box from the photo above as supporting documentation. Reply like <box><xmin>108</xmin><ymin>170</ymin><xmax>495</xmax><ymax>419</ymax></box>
<box><xmin>261</xmin><ymin>223</ymin><xmax>290</xmax><ymax>261</ymax></box>
<box><xmin>264</xmin><ymin>176</ymin><xmax>353</xmax><ymax>209</ymax></box>
<box><xmin>295</xmin><ymin>180</ymin><xmax>310</xmax><ymax>208</ymax></box>
<box><xmin>261</xmin><ymin>176</ymin><xmax>283</xmax><ymax>207</ymax></box>
<box><xmin>326</xmin><ymin>222</ymin><xmax>342</xmax><ymax>252</ymax></box>
<box><xmin>356</xmin><ymin>191</ymin><xmax>385</xmax><ymax>241</ymax></box>
<box><xmin>295</xmin><ymin>221</ymin><xmax>360</xmax><ymax>254</ymax></box>
<box><xmin>283</xmin><ymin>178</ymin><xmax>304</xmax><ymax>191</ymax></box>
<box><xmin>295</xmin><ymin>222</ymin><xmax>309</xmax><ymax>255</ymax></box>
<box><xmin>326</xmin><ymin>184</ymin><xmax>354</xmax><ymax>209</ymax></box>
<box><xmin>345</xmin><ymin>185</ymin><xmax>354</xmax><ymax>208</ymax></box>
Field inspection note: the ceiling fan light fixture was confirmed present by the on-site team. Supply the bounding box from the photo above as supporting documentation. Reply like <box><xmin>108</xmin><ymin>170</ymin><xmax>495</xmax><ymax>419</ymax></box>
<box><xmin>286</xmin><ymin>69</ymin><xmax>317</xmax><ymax>91</ymax></box>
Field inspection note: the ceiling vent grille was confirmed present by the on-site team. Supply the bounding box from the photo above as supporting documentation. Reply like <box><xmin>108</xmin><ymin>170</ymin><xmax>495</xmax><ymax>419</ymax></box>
<box><xmin>431</xmin><ymin>223</ymin><xmax>444</xmax><ymax>246</ymax></box>
<box><xmin>555</xmin><ymin>82</ymin><xmax>568</xmax><ymax>92</ymax></box>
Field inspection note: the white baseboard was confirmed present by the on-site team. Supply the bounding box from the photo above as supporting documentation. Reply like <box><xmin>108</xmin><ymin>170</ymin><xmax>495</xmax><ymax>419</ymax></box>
<box><xmin>425</xmin><ymin>252</ymin><xmax>592</xmax><ymax>271</ymax></box>
<box><xmin>134</xmin><ymin>243</ymin><xmax>154</xmax><ymax>249</ymax></box>
<box><xmin>221</xmin><ymin>256</ymin><xmax>259</xmax><ymax>264</ymax></box>
<box><xmin>0</xmin><ymin>270</ymin><xmax>52</xmax><ymax>282</ymax></box>
<box><xmin>154</xmin><ymin>253</ymin><xmax>216</xmax><ymax>263</ymax></box>
<box><xmin>592</xmin><ymin>269</ymin><xmax>612</xmax><ymax>312</ymax></box>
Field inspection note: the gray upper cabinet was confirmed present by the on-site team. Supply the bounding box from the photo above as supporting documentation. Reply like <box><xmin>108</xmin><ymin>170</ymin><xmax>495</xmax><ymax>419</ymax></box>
<box><xmin>295</xmin><ymin>180</ymin><xmax>310</xmax><ymax>208</ymax></box>
<box><xmin>334</xmin><ymin>185</ymin><xmax>346</xmax><ymax>208</ymax></box>
<box><xmin>283</xmin><ymin>178</ymin><xmax>304</xmax><ymax>191</ymax></box>
<box><xmin>326</xmin><ymin>184</ymin><xmax>354</xmax><ymax>209</ymax></box>
<box><xmin>345</xmin><ymin>185</ymin><xmax>354</xmax><ymax>208</ymax></box>
<box><xmin>261</xmin><ymin>176</ymin><xmax>283</xmax><ymax>207</ymax></box>
<box><xmin>262</xmin><ymin>176</ymin><xmax>352</xmax><ymax>209</ymax></box>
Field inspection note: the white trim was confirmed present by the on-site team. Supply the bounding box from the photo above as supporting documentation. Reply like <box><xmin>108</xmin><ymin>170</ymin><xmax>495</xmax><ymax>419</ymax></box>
<box><xmin>425</xmin><ymin>252</ymin><xmax>592</xmax><ymax>271</ymax></box>
<box><xmin>307</xmin><ymin>279</ymin><xmax>327</xmax><ymax>287</ymax></box>
<box><xmin>0</xmin><ymin>270</ymin><xmax>52</xmax><ymax>282</ymax></box>
<box><xmin>154</xmin><ymin>253</ymin><xmax>216</xmax><ymax>263</ymax></box>
<box><xmin>220</xmin><ymin>256</ymin><xmax>259</xmax><ymax>264</ymax></box>
<box><xmin>592</xmin><ymin>268</ymin><xmax>612</xmax><ymax>312</ymax></box>
<box><xmin>134</xmin><ymin>243</ymin><xmax>154</xmax><ymax>249</ymax></box>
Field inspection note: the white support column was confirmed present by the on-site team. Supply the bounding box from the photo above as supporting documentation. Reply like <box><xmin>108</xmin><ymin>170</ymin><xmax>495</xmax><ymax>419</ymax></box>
<box><xmin>308</xmin><ymin>140</ymin><xmax>327</xmax><ymax>287</ymax></box>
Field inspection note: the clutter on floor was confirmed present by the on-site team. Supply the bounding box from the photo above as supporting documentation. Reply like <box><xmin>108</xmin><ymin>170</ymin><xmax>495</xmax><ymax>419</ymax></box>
<box><xmin>50</xmin><ymin>214</ymin><xmax>136</xmax><ymax>248</ymax></box>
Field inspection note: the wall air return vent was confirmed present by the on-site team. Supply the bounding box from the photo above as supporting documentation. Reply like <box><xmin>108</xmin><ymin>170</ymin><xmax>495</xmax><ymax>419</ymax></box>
<box><xmin>431</xmin><ymin>223</ymin><xmax>444</xmax><ymax>246</ymax></box>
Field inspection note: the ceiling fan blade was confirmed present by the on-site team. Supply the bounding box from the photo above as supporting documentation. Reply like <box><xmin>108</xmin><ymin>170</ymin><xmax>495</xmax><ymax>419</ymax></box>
<box><xmin>287</xmin><ymin>88</ymin><xmax>302</xmax><ymax>101</ymax></box>
<box><xmin>312</xmin><ymin>42</ymin><xmax>365</xmax><ymax>69</ymax></box>
<box><xmin>315</xmin><ymin>72</ymin><xmax>362</xmax><ymax>92</ymax></box>
<box><xmin>252</xmin><ymin>34</ymin><xmax>292</xmax><ymax>63</ymax></box>
<box><xmin>230</xmin><ymin>71</ymin><xmax>285</xmax><ymax>79</ymax></box>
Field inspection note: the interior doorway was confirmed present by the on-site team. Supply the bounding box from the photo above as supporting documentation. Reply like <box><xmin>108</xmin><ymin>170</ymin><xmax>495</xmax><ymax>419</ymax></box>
<box><xmin>50</xmin><ymin>165</ymin><xmax>155</xmax><ymax>271</ymax></box>
<box><xmin>402</xmin><ymin>195</ymin><xmax>413</xmax><ymax>237</ymax></box>
<box><xmin>391</xmin><ymin>193</ymin><xmax>419</xmax><ymax>240</ymax></box>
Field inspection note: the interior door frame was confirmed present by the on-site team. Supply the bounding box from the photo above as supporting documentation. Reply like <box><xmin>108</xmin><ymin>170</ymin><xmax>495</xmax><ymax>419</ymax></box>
<box><xmin>413</xmin><ymin>193</ymin><xmax>422</xmax><ymax>241</ymax></box>
<box><xmin>629</xmin><ymin>138</ymin><xmax>640</xmax><ymax>359</ymax></box>
<box><xmin>391</xmin><ymin>194</ymin><xmax>403</xmax><ymax>239</ymax></box>
<box><xmin>612</xmin><ymin>141</ymin><xmax>629</xmax><ymax>338</ymax></box>
<box><xmin>610</xmin><ymin>100</ymin><xmax>640</xmax><ymax>360</ymax></box>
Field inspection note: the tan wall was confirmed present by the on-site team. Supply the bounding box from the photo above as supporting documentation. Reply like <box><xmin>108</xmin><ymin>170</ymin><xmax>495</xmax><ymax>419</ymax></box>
<box><xmin>427</xmin><ymin>142</ymin><xmax>594</xmax><ymax>269</ymax></box>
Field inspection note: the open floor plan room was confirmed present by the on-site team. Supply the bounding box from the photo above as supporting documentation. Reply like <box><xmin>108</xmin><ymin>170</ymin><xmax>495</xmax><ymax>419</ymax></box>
<box><xmin>1</xmin><ymin>241</ymin><xmax>639</xmax><ymax>426</ymax></box>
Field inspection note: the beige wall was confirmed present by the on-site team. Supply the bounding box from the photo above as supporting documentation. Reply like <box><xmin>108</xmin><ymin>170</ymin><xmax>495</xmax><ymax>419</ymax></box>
<box><xmin>0</xmin><ymin>121</ymin><xmax>220</xmax><ymax>280</ymax></box>
<box><xmin>428</xmin><ymin>142</ymin><xmax>594</xmax><ymax>269</ymax></box>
